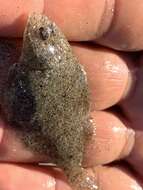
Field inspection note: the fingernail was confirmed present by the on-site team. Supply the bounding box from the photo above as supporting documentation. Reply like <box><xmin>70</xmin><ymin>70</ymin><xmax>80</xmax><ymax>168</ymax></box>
<box><xmin>120</xmin><ymin>128</ymin><xmax>135</xmax><ymax>159</ymax></box>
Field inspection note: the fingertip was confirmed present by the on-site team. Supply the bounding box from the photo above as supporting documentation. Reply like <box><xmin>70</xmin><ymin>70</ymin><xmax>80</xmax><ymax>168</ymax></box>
<box><xmin>93</xmin><ymin>164</ymin><xmax>142</xmax><ymax>190</ymax></box>
<box><xmin>72</xmin><ymin>44</ymin><xmax>129</xmax><ymax>110</ymax></box>
<box><xmin>97</xmin><ymin>0</ymin><xmax>143</xmax><ymax>50</ymax></box>
<box><xmin>83</xmin><ymin>111</ymin><xmax>135</xmax><ymax>167</ymax></box>
<box><xmin>44</xmin><ymin>0</ymin><xmax>114</xmax><ymax>41</ymax></box>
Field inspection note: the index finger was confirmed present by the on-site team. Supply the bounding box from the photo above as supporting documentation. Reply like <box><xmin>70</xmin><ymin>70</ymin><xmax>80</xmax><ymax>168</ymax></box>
<box><xmin>0</xmin><ymin>0</ymin><xmax>143</xmax><ymax>50</ymax></box>
<box><xmin>0</xmin><ymin>0</ymin><xmax>108</xmax><ymax>40</ymax></box>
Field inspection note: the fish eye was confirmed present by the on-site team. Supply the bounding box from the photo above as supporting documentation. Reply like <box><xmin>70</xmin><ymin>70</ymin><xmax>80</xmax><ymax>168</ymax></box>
<box><xmin>39</xmin><ymin>24</ymin><xmax>55</xmax><ymax>40</ymax></box>
<box><xmin>39</xmin><ymin>27</ymin><xmax>49</xmax><ymax>40</ymax></box>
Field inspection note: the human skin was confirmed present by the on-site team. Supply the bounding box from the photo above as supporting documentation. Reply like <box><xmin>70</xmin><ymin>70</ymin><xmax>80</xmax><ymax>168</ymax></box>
<box><xmin>0</xmin><ymin>0</ymin><xmax>143</xmax><ymax>189</ymax></box>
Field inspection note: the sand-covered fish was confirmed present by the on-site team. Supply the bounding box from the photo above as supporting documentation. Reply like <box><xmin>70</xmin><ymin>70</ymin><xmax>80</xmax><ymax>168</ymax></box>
<box><xmin>2</xmin><ymin>13</ymin><xmax>97</xmax><ymax>190</ymax></box>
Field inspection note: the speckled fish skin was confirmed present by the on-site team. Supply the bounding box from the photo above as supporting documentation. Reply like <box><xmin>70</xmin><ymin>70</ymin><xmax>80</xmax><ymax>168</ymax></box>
<box><xmin>2</xmin><ymin>13</ymin><xmax>98</xmax><ymax>190</ymax></box>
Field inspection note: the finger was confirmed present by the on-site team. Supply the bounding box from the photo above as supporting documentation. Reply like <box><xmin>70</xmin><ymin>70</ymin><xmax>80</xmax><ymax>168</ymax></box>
<box><xmin>72</xmin><ymin>43</ymin><xmax>133</xmax><ymax>110</ymax></box>
<box><xmin>83</xmin><ymin>111</ymin><xmax>135</xmax><ymax>167</ymax></box>
<box><xmin>0</xmin><ymin>163</ymin><xmax>72</xmax><ymax>190</ymax></box>
<box><xmin>0</xmin><ymin>163</ymin><xmax>100</xmax><ymax>190</ymax></box>
<box><xmin>93</xmin><ymin>164</ymin><xmax>143</xmax><ymax>190</ymax></box>
<box><xmin>1</xmin><ymin>1</ymin><xmax>143</xmax><ymax>51</ymax></box>
<box><xmin>120</xmin><ymin>55</ymin><xmax>143</xmax><ymax>177</ymax></box>
<box><xmin>44</xmin><ymin>0</ymin><xmax>114</xmax><ymax>41</ymax></box>
<box><xmin>0</xmin><ymin>163</ymin><xmax>142</xmax><ymax>190</ymax></box>
<box><xmin>97</xmin><ymin>0</ymin><xmax>143</xmax><ymax>51</ymax></box>
<box><xmin>46</xmin><ymin>0</ymin><xmax>143</xmax><ymax>50</ymax></box>
<box><xmin>0</xmin><ymin>109</ymin><xmax>135</xmax><ymax>169</ymax></box>
<box><xmin>0</xmin><ymin>0</ymin><xmax>112</xmax><ymax>40</ymax></box>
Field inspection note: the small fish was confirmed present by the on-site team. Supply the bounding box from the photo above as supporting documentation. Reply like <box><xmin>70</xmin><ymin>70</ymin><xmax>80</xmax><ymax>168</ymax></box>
<box><xmin>2</xmin><ymin>13</ymin><xmax>98</xmax><ymax>190</ymax></box>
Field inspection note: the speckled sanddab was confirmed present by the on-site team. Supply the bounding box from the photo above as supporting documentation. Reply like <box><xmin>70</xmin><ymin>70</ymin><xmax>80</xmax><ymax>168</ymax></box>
<box><xmin>2</xmin><ymin>13</ymin><xmax>98</xmax><ymax>190</ymax></box>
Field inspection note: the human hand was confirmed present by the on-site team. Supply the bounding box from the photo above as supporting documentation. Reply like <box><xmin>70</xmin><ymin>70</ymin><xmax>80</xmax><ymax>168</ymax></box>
<box><xmin>0</xmin><ymin>0</ymin><xmax>143</xmax><ymax>189</ymax></box>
